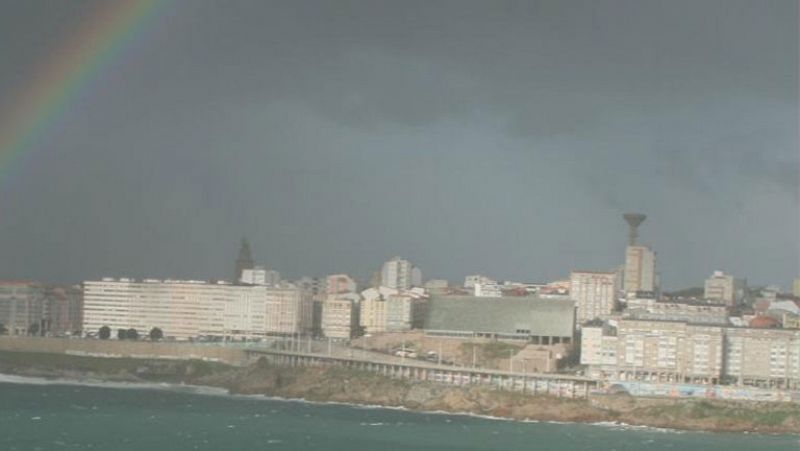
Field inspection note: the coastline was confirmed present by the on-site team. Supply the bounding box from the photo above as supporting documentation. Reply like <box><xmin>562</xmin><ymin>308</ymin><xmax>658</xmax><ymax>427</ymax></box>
<box><xmin>0</xmin><ymin>349</ymin><xmax>797</xmax><ymax>435</ymax></box>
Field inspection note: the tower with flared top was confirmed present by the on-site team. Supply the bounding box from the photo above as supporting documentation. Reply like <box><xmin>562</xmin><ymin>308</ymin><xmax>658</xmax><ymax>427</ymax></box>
<box><xmin>623</xmin><ymin>213</ymin><xmax>646</xmax><ymax>246</ymax></box>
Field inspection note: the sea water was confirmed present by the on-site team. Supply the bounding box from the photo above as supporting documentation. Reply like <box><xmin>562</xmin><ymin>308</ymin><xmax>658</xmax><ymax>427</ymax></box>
<box><xmin>0</xmin><ymin>375</ymin><xmax>796</xmax><ymax>450</ymax></box>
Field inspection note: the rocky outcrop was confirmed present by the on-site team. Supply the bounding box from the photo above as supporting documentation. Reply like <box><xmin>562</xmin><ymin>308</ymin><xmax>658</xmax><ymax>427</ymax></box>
<box><xmin>1</xmin><ymin>350</ymin><xmax>798</xmax><ymax>434</ymax></box>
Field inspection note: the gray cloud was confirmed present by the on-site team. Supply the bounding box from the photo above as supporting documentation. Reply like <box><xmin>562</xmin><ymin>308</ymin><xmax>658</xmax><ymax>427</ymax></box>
<box><xmin>0</xmin><ymin>0</ymin><xmax>796</xmax><ymax>289</ymax></box>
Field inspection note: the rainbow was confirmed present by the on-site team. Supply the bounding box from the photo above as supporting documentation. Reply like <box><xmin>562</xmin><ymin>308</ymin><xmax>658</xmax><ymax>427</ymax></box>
<box><xmin>0</xmin><ymin>0</ymin><xmax>163</xmax><ymax>183</ymax></box>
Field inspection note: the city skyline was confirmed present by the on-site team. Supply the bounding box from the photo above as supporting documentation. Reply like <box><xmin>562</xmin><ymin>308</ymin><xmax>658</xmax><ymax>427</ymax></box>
<box><xmin>0</xmin><ymin>1</ymin><xmax>797</xmax><ymax>290</ymax></box>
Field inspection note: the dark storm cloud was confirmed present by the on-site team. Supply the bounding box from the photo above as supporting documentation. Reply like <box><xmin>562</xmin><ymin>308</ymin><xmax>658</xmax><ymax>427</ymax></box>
<box><xmin>0</xmin><ymin>0</ymin><xmax>796</xmax><ymax>289</ymax></box>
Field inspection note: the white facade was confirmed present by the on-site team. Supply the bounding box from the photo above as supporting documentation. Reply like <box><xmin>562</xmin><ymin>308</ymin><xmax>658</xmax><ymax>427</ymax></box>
<box><xmin>703</xmin><ymin>271</ymin><xmax>744</xmax><ymax>306</ymax></box>
<box><xmin>580</xmin><ymin>325</ymin><xmax>617</xmax><ymax>367</ymax></box>
<box><xmin>624</xmin><ymin>245</ymin><xmax>656</xmax><ymax>294</ymax></box>
<box><xmin>321</xmin><ymin>296</ymin><xmax>358</xmax><ymax>339</ymax></box>
<box><xmin>582</xmin><ymin>319</ymin><xmax>800</xmax><ymax>387</ymax></box>
<box><xmin>464</xmin><ymin>274</ymin><xmax>497</xmax><ymax>289</ymax></box>
<box><xmin>571</xmin><ymin>271</ymin><xmax>618</xmax><ymax>324</ymax></box>
<box><xmin>325</xmin><ymin>274</ymin><xmax>357</xmax><ymax>296</ymax></box>
<box><xmin>240</xmin><ymin>266</ymin><xmax>281</xmax><ymax>286</ymax></box>
<box><xmin>264</xmin><ymin>284</ymin><xmax>313</xmax><ymax>335</ymax></box>
<box><xmin>82</xmin><ymin>278</ymin><xmax>310</xmax><ymax>340</ymax></box>
<box><xmin>359</xmin><ymin>286</ymin><xmax>427</xmax><ymax>333</ymax></box>
<box><xmin>381</xmin><ymin>257</ymin><xmax>421</xmax><ymax>290</ymax></box>
<box><xmin>423</xmin><ymin>279</ymin><xmax>449</xmax><ymax>290</ymax></box>
<box><xmin>474</xmin><ymin>283</ymin><xmax>502</xmax><ymax>298</ymax></box>
<box><xmin>294</xmin><ymin>276</ymin><xmax>326</xmax><ymax>296</ymax></box>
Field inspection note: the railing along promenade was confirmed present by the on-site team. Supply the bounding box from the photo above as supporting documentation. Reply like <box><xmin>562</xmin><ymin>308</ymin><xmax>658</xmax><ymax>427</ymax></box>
<box><xmin>244</xmin><ymin>346</ymin><xmax>598</xmax><ymax>399</ymax></box>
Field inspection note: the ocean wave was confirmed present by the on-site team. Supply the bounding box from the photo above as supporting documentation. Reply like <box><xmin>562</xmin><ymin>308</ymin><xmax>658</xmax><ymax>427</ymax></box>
<box><xmin>0</xmin><ymin>373</ymin><xmax>229</xmax><ymax>396</ymax></box>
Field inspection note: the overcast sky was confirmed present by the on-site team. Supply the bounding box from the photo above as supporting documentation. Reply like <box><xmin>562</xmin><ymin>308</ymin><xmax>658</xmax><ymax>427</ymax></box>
<box><xmin>0</xmin><ymin>0</ymin><xmax>797</xmax><ymax>289</ymax></box>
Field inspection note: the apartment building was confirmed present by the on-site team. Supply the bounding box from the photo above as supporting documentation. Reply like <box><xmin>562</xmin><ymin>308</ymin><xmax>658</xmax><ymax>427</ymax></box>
<box><xmin>624</xmin><ymin>298</ymin><xmax>729</xmax><ymax>325</ymax></box>
<box><xmin>570</xmin><ymin>271</ymin><xmax>618</xmax><ymax>324</ymax></box>
<box><xmin>0</xmin><ymin>281</ymin><xmax>46</xmax><ymax>335</ymax></box>
<box><xmin>381</xmin><ymin>257</ymin><xmax>422</xmax><ymax>289</ymax></box>
<box><xmin>321</xmin><ymin>295</ymin><xmax>359</xmax><ymax>339</ymax></box>
<box><xmin>704</xmin><ymin>271</ymin><xmax>746</xmax><ymax>306</ymax></box>
<box><xmin>582</xmin><ymin>319</ymin><xmax>800</xmax><ymax>388</ymax></box>
<box><xmin>464</xmin><ymin>274</ymin><xmax>497</xmax><ymax>289</ymax></box>
<box><xmin>359</xmin><ymin>286</ymin><xmax>427</xmax><ymax>334</ymax></box>
<box><xmin>473</xmin><ymin>283</ymin><xmax>503</xmax><ymax>298</ymax></box>
<box><xmin>624</xmin><ymin>245</ymin><xmax>656</xmax><ymax>294</ymax></box>
<box><xmin>325</xmin><ymin>274</ymin><xmax>358</xmax><ymax>296</ymax></box>
<box><xmin>82</xmin><ymin>278</ymin><xmax>311</xmax><ymax>340</ymax></box>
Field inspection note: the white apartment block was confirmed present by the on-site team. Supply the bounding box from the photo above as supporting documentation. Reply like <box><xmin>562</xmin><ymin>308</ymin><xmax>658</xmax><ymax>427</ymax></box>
<box><xmin>464</xmin><ymin>274</ymin><xmax>497</xmax><ymax>289</ymax></box>
<box><xmin>580</xmin><ymin>324</ymin><xmax>617</xmax><ymax>367</ymax></box>
<box><xmin>381</xmin><ymin>257</ymin><xmax>421</xmax><ymax>290</ymax></box>
<box><xmin>325</xmin><ymin>274</ymin><xmax>357</xmax><ymax>296</ymax></box>
<box><xmin>82</xmin><ymin>278</ymin><xmax>311</xmax><ymax>340</ymax></box>
<box><xmin>359</xmin><ymin>286</ymin><xmax>427</xmax><ymax>334</ymax></box>
<box><xmin>359</xmin><ymin>295</ymin><xmax>387</xmax><ymax>334</ymax></box>
<box><xmin>321</xmin><ymin>296</ymin><xmax>358</xmax><ymax>339</ymax></box>
<box><xmin>240</xmin><ymin>266</ymin><xmax>281</xmax><ymax>286</ymax></box>
<box><xmin>570</xmin><ymin>271</ymin><xmax>618</xmax><ymax>324</ymax></box>
<box><xmin>0</xmin><ymin>282</ymin><xmax>46</xmax><ymax>336</ymax></box>
<box><xmin>263</xmin><ymin>284</ymin><xmax>313</xmax><ymax>335</ymax></box>
<box><xmin>624</xmin><ymin>245</ymin><xmax>656</xmax><ymax>294</ymax></box>
<box><xmin>385</xmin><ymin>294</ymin><xmax>426</xmax><ymax>331</ymax></box>
<box><xmin>474</xmin><ymin>283</ymin><xmax>503</xmax><ymax>298</ymax></box>
<box><xmin>581</xmin><ymin>319</ymin><xmax>800</xmax><ymax>388</ymax></box>
<box><xmin>704</xmin><ymin>271</ymin><xmax>745</xmax><ymax>306</ymax></box>
<box><xmin>724</xmin><ymin>327</ymin><xmax>800</xmax><ymax>386</ymax></box>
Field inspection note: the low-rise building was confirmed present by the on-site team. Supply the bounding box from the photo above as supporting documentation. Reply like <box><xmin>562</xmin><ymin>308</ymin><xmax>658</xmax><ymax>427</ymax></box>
<box><xmin>464</xmin><ymin>275</ymin><xmax>496</xmax><ymax>289</ymax></box>
<box><xmin>473</xmin><ymin>283</ymin><xmax>503</xmax><ymax>298</ymax></box>
<box><xmin>624</xmin><ymin>298</ymin><xmax>729</xmax><ymax>325</ymax></box>
<box><xmin>425</xmin><ymin>295</ymin><xmax>575</xmax><ymax>344</ymax></box>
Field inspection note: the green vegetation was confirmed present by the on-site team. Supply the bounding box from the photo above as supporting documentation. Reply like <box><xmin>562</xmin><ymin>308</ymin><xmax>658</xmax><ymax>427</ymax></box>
<box><xmin>0</xmin><ymin>350</ymin><xmax>233</xmax><ymax>383</ymax></box>
<box><xmin>149</xmin><ymin>327</ymin><xmax>164</xmax><ymax>341</ymax></box>
<box><xmin>98</xmin><ymin>326</ymin><xmax>111</xmax><ymax>340</ymax></box>
<box><xmin>641</xmin><ymin>398</ymin><xmax>800</xmax><ymax>428</ymax></box>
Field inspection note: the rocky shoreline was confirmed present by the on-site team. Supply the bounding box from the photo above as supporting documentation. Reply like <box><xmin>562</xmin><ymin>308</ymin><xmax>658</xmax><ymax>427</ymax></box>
<box><xmin>0</xmin><ymin>350</ymin><xmax>798</xmax><ymax>435</ymax></box>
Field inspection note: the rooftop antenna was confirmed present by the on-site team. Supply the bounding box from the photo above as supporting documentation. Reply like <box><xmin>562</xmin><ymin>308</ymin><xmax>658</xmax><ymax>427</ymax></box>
<box><xmin>623</xmin><ymin>213</ymin><xmax>647</xmax><ymax>246</ymax></box>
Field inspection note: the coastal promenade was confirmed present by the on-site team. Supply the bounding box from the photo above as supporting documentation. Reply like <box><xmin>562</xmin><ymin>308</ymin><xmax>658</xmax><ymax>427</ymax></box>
<box><xmin>245</xmin><ymin>347</ymin><xmax>598</xmax><ymax>399</ymax></box>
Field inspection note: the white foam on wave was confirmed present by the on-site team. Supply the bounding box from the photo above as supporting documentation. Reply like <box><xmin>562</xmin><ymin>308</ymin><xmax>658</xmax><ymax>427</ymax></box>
<box><xmin>0</xmin><ymin>373</ymin><xmax>229</xmax><ymax>396</ymax></box>
<box><xmin>1</xmin><ymin>373</ymin><xmax>785</xmax><ymax>436</ymax></box>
